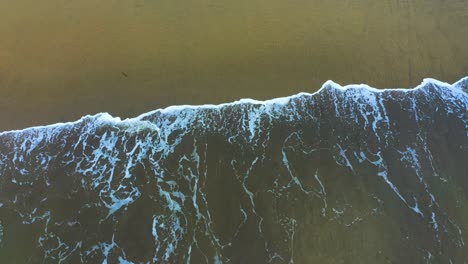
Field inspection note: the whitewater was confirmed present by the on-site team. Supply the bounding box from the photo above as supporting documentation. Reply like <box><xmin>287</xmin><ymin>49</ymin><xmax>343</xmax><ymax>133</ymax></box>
<box><xmin>0</xmin><ymin>77</ymin><xmax>467</xmax><ymax>263</ymax></box>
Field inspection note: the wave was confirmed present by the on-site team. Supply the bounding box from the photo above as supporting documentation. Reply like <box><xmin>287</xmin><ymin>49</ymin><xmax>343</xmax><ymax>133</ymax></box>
<box><xmin>0</xmin><ymin>77</ymin><xmax>467</xmax><ymax>263</ymax></box>
<box><xmin>1</xmin><ymin>77</ymin><xmax>466</xmax><ymax>135</ymax></box>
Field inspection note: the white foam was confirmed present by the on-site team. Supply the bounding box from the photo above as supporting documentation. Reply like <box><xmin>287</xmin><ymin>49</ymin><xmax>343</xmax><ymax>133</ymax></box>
<box><xmin>0</xmin><ymin>77</ymin><xmax>465</xmax><ymax>135</ymax></box>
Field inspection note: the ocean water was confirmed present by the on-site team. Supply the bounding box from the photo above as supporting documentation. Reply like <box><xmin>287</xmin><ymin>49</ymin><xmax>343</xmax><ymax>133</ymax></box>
<box><xmin>1</xmin><ymin>0</ymin><xmax>468</xmax><ymax>263</ymax></box>
<box><xmin>0</xmin><ymin>78</ymin><xmax>467</xmax><ymax>263</ymax></box>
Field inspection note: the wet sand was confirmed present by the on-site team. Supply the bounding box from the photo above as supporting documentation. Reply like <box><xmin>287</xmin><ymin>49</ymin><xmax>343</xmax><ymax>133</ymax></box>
<box><xmin>0</xmin><ymin>0</ymin><xmax>467</xmax><ymax>130</ymax></box>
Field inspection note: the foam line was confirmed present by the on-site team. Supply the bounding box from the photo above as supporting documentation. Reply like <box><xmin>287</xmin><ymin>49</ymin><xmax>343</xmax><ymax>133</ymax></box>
<box><xmin>0</xmin><ymin>77</ymin><xmax>466</xmax><ymax>135</ymax></box>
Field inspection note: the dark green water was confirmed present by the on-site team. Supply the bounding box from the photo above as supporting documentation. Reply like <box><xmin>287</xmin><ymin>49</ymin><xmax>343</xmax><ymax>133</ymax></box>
<box><xmin>0</xmin><ymin>0</ymin><xmax>467</xmax><ymax>130</ymax></box>
<box><xmin>0</xmin><ymin>78</ymin><xmax>467</xmax><ymax>263</ymax></box>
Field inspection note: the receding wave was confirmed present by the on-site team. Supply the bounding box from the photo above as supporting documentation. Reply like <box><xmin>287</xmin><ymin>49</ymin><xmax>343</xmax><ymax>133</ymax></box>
<box><xmin>0</xmin><ymin>77</ymin><xmax>467</xmax><ymax>263</ymax></box>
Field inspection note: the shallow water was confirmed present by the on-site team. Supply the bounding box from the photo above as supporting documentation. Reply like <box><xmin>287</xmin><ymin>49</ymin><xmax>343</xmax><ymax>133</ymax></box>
<box><xmin>1</xmin><ymin>1</ymin><xmax>468</xmax><ymax>263</ymax></box>
<box><xmin>0</xmin><ymin>78</ymin><xmax>467</xmax><ymax>263</ymax></box>
<box><xmin>0</xmin><ymin>0</ymin><xmax>467</xmax><ymax>130</ymax></box>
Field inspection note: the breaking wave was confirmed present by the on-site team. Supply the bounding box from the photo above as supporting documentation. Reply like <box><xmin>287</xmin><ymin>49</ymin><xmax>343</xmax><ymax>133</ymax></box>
<box><xmin>0</xmin><ymin>77</ymin><xmax>467</xmax><ymax>263</ymax></box>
